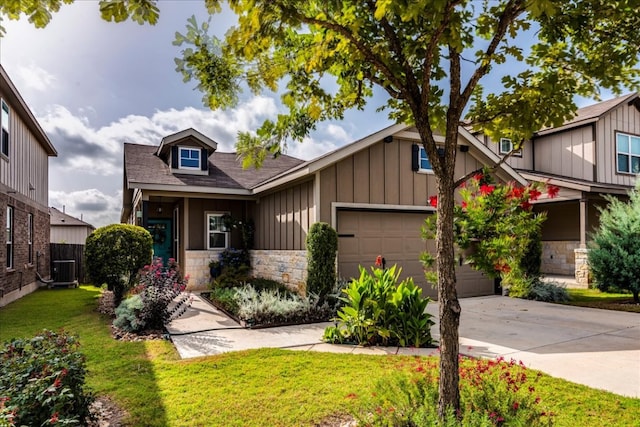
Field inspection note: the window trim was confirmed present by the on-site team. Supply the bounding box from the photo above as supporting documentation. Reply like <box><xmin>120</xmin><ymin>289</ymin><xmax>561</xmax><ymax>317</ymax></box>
<box><xmin>206</xmin><ymin>212</ymin><xmax>229</xmax><ymax>250</ymax></box>
<box><xmin>1</xmin><ymin>99</ymin><xmax>9</xmax><ymax>158</ymax></box>
<box><xmin>6</xmin><ymin>206</ymin><xmax>13</xmax><ymax>270</ymax></box>
<box><xmin>27</xmin><ymin>213</ymin><xmax>34</xmax><ymax>265</ymax></box>
<box><xmin>615</xmin><ymin>131</ymin><xmax>640</xmax><ymax>175</ymax></box>
<box><xmin>499</xmin><ymin>137</ymin><xmax>522</xmax><ymax>157</ymax></box>
<box><xmin>418</xmin><ymin>146</ymin><xmax>434</xmax><ymax>174</ymax></box>
<box><xmin>178</xmin><ymin>146</ymin><xmax>201</xmax><ymax>170</ymax></box>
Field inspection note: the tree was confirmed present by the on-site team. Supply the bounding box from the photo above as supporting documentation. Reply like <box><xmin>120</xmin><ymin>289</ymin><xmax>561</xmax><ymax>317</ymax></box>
<box><xmin>588</xmin><ymin>182</ymin><xmax>640</xmax><ymax>303</ymax></box>
<box><xmin>85</xmin><ymin>224</ymin><xmax>153</xmax><ymax>305</ymax></box>
<box><xmin>6</xmin><ymin>0</ymin><xmax>640</xmax><ymax>417</ymax></box>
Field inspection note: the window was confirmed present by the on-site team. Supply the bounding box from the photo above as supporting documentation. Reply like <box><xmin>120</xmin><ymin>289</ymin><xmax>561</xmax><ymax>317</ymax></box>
<box><xmin>499</xmin><ymin>138</ymin><xmax>513</xmax><ymax>154</ymax></box>
<box><xmin>28</xmin><ymin>213</ymin><xmax>34</xmax><ymax>265</ymax></box>
<box><xmin>207</xmin><ymin>213</ymin><xmax>229</xmax><ymax>249</ymax></box>
<box><xmin>6</xmin><ymin>206</ymin><xmax>13</xmax><ymax>269</ymax></box>
<box><xmin>1</xmin><ymin>100</ymin><xmax>9</xmax><ymax>157</ymax></box>
<box><xmin>418</xmin><ymin>147</ymin><xmax>433</xmax><ymax>172</ymax></box>
<box><xmin>616</xmin><ymin>132</ymin><xmax>640</xmax><ymax>174</ymax></box>
<box><xmin>179</xmin><ymin>147</ymin><xmax>201</xmax><ymax>169</ymax></box>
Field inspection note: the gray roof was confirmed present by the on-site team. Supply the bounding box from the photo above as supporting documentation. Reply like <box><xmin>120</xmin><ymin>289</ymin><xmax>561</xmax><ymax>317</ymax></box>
<box><xmin>536</xmin><ymin>93</ymin><xmax>639</xmax><ymax>136</ymax></box>
<box><xmin>124</xmin><ymin>143</ymin><xmax>304</xmax><ymax>190</ymax></box>
<box><xmin>49</xmin><ymin>207</ymin><xmax>95</xmax><ymax>228</ymax></box>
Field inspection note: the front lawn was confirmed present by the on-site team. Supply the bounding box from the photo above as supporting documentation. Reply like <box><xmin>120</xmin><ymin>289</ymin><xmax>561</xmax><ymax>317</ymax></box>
<box><xmin>562</xmin><ymin>288</ymin><xmax>640</xmax><ymax>313</ymax></box>
<box><xmin>1</xmin><ymin>287</ymin><xmax>639</xmax><ymax>426</ymax></box>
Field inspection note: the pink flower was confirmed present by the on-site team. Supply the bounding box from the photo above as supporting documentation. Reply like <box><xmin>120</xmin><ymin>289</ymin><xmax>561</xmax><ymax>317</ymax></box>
<box><xmin>429</xmin><ymin>195</ymin><xmax>438</xmax><ymax>208</ymax></box>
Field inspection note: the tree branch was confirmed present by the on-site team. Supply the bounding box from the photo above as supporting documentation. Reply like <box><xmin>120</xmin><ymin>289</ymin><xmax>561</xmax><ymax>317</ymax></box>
<box><xmin>454</xmin><ymin>147</ymin><xmax>520</xmax><ymax>187</ymax></box>
<box><xmin>459</xmin><ymin>0</ymin><xmax>527</xmax><ymax>107</ymax></box>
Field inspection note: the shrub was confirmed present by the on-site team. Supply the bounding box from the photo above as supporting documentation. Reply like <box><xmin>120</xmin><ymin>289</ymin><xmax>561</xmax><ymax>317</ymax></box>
<box><xmin>526</xmin><ymin>279</ymin><xmax>569</xmax><ymax>302</ymax></box>
<box><xmin>85</xmin><ymin>224</ymin><xmax>153</xmax><ymax>305</ymax></box>
<box><xmin>323</xmin><ymin>265</ymin><xmax>434</xmax><ymax>347</ymax></box>
<box><xmin>588</xmin><ymin>183</ymin><xmax>640</xmax><ymax>303</ymax></box>
<box><xmin>357</xmin><ymin>357</ymin><xmax>554</xmax><ymax>426</ymax></box>
<box><xmin>113</xmin><ymin>294</ymin><xmax>145</xmax><ymax>332</ymax></box>
<box><xmin>521</xmin><ymin>228</ymin><xmax>543</xmax><ymax>279</ymax></box>
<box><xmin>0</xmin><ymin>330</ymin><xmax>94</xmax><ymax>426</ymax></box>
<box><xmin>114</xmin><ymin>258</ymin><xmax>191</xmax><ymax>333</ymax></box>
<box><xmin>306</xmin><ymin>222</ymin><xmax>338</xmax><ymax>301</ymax></box>
<box><xmin>211</xmin><ymin>248</ymin><xmax>251</xmax><ymax>288</ymax></box>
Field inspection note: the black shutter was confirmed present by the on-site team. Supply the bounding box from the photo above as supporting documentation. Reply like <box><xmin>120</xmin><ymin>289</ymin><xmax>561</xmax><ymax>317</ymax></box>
<box><xmin>171</xmin><ymin>146</ymin><xmax>178</xmax><ymax>169</ymax></box>
<box><xmin>411</xmin><ymin>144</ymin><xmax>419</xmax><ymax>171</ymax></box>
<box><xmin>201</xmin><ymin>148</ymin><xmax>208</xmax><ymax>171</ymax></box>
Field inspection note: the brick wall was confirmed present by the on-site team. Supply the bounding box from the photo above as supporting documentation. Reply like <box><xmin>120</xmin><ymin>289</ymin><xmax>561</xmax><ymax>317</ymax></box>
<box><xmin>0</xmin><ymin>195</ymin><xmax>50</xmax><ymax>306</ymax></box>
<box><xmin>540</xmin><ymin>240</ymin><xmax>579</xmax><ymax>276</ymax></box>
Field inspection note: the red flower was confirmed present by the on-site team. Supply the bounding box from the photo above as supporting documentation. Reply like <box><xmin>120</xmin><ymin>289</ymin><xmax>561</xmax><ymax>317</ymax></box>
<box><xmin>520</xmin><ymin>200</ymin><xmax>532</xmax><ymax>210</ymax></box>
<box><xmin>508</xmin><ymin>186</ymin><xmax>525</xmax><ymax>199</ymax></box>
<box><xmin>529</xmin><ymin>188</ymin><xmax>541</xmax><ymax>201</ymax></box>
<box><xmin>461</xmin><ymin>201</ymin><xmax>467</xmax><ymax>209</ymax></box>
<box><xmin>473</xmin><ymin>173</ymin><xmax>483</xmax><ymax>181</ymax></box>
<box><xmin>459</xmin><ymin>181</ymin><xmax>466</xmax><ymax>188</ymax></box>
<box><xmin>429</xmin><ymin>195</ymin><xmax>438</xmax><ymax>208</ymax></box>
<box><xmin>513</xmin><ymin>401</ymin><xmax>520</xmax><ymax>410</ymax></box>
<box><xmin>547</xmin><ymin>185</ymin><xmax>560</xmax><ymax>199</ymax></box>
<box><xmin>50</xmin><ymin>412</ymin><xmax>59</xmax><ymax>424</ymax></box>
<box><xmin>375</xmin><ymin>255</ymin><xmax>383</xmax><ymax>268</ymax></box>
<box><xmin>479</xmin><ymin>184</ymin><xmax>495</xmax><ymax>195</ymax></box>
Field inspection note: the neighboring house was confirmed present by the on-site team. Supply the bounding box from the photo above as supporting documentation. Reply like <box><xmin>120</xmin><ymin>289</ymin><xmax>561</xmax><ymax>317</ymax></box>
<box><xmin>50</xmin><ymin>206</ymin><xmax>95</xmax><ymax>245</ymax></box>
<box><xmin>121</xmin><ymin>125</ymin><xmax>525</xmax><ymax>298</ymax></box>
<box><xmin>0</xmin><ymin>65</ymin><xmax>57</xmax><ymax>307</ymax></box>
<box><xmin>479</xmin><ymin>93</ymin><xmax>639</xmax><ymax>285</ymax></box>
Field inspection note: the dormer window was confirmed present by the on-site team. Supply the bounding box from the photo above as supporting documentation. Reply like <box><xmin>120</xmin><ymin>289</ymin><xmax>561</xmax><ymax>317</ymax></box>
<box><xmin>179</xmin><ymin>147</ymin><xmax>201</xmax><ymax>170</ymax></box>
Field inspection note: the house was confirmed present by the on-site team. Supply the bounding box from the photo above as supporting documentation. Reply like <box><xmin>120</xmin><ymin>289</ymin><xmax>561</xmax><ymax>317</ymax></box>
<box><xmin>0</xmin><ymin>65</ymin><xmax>57</xmax><ymax>307</ymax></box>
<box><xmin>479</xmin><ymin>93</ymin><xmax>639</xmax><ymax>285</ymax></box>
<box><xmin>121</xmin><ymin>125</ymin><xmax>526</xmax><ymax>298</ymax></box>
<box><xmin>50</xmin><ymin>206</ymin><xmax>95</xmax><ymax>245</ymax></box>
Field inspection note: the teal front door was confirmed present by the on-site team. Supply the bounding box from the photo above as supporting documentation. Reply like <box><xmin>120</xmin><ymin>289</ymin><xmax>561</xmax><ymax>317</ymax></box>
<box><xmin>147</xmin><ymin>219</ymin><xmax>172</xmax><ymax>264</ymax></box>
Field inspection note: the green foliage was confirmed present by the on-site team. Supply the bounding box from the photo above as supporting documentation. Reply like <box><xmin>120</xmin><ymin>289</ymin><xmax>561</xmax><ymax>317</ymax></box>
<box><xmin>210</xmin><ymin>248</ymin><xmax>252</xmax><ymax>288</ymax></box>
<box><xmin>508</xmin><ymin>277</ymin><xmax>569</xmax><ymax>303</ymax></box>
<box><xmin>357</xmin><ymin>357</ymin><xmax>554</xmax><ymax>426</ymax></box>
<box><xmin>306</xmin><ymin>222</ymin><xmax>338</xmax><ymax>301</ymax></box>
<box><xmin>114</xmin><ymin>258</ymin><xmax>191</xmax><ymax>332</ymax></box>
<box><xmin>113</xmin><ymin>294</ymin><xmax>144</xmax><ymax>332</ymax></box>
<box><xmin>85</xmin><ymin>223</ymin><xmax>152</xmax><ymax>305</ymax></box>
<box><xmin>209</xmin><ymin>284</ymin><xmax>335</xmax><ymax>327</ymax></box>
<box><xmin>324</xmin><ymin>265</ymin><xmax>434</xmax><ymax>348</ymax></box>
<box><xmin>588</xmin><ymin>183</ymin><xmax>640</xmax><ymax>303</ymax></box>
<box><xmin>422</xmin><ymin>174</ymin><xmax>551</xmax><ymax>291</ymax></box>
<box><xmin>0</xmin><ymin>330</ymin><xmax>94</xmax><ymax>426</ymax></box>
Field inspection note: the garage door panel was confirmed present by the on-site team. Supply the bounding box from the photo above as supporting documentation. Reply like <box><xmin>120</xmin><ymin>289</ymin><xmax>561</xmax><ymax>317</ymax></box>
<box><xmin>337</xmin><ymin>209</ymin><xmax>493</xmax><ymax>299</ymax></box>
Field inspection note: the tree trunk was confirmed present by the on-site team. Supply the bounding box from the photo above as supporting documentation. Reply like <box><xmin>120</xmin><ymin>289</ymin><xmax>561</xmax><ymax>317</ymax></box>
<box><xmin>436</xmin><ymin>161</ymin><xmax>461</xmax><ymax>418</ymax></box>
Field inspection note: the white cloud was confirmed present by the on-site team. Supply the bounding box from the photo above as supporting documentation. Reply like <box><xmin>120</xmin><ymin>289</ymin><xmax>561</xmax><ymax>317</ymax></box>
<box><xmin>16</xmin><ymin>63</ymin><xmax>57</xmax><ymax>92</ymax></box>
<box><xmin>50</xmin><ymin>189</ymin><xmax>122</xmax><ymax>228</ymax></box>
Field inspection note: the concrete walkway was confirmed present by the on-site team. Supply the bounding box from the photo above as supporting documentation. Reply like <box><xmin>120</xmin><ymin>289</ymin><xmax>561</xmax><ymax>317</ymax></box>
<box><xmin>166</xmin><ymin>294</ymin><xmax>640</xmax><ymax>398</ymax></box>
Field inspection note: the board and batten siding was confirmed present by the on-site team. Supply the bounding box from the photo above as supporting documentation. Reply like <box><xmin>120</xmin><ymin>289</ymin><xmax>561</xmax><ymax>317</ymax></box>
<box><xmin>481</xmin><ymin>134</ymin><xmax>534</xmax><ymax>171</ymax></box>
<box><xmin>0</xmin><ymin>101</ymin><xmax>49</xmax><ymax>208</ymax></box>
<box><xmin>254</xmin><ymin>180</ymin><xmax>314</xmax><ymax>250</ymax></box>
<box><xmin>533</xmin><ymin>125</ymin><xmax>594</xmax><ymax>181</ymax></box>
<box><xmin>318</xmin><ymin>137</ymin><xmax>486</xmax><ymax>223</ymax></box>
<box><xmin>595</xmin><ymin>102</ymin><xmax>640</xmax><ymax>186</ymax></box>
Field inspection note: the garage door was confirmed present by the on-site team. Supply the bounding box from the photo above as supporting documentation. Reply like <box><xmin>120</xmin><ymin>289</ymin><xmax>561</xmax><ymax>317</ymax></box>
<box><xmin>336</xmin><ymin>210</ymin><xmax>494</xmax><ymax>299</ymax></box>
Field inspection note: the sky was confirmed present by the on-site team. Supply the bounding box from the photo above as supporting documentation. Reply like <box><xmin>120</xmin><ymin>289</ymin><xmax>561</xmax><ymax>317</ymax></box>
<box><xmin>0</xmin><ymin>2</ymin><xmax>623</xmax><ymax>227</ymax></box>
<box><xmin>0</xmin><ymin>1</ymin><xmax>391</xmax><ymax>227</ymax></box>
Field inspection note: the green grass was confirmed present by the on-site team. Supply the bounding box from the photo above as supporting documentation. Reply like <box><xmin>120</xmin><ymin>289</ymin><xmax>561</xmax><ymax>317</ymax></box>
<box><xmin>561</xmin><ymin>288</ymin><xmax>640</xmax><ymax>313</ymax></box>
<box><xmin>1</xmin><ymin>287</ymin><xmax>639</xmax><ymax>426</ymax></box>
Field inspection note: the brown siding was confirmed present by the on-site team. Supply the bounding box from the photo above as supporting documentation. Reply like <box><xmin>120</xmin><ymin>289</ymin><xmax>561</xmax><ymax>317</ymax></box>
<box><xmin>320</xmin><ymin>138</ymin><xmax>485</xmax><ymax>211</ymax></box>
<box><xmin>185</xmin><ymin>198</ymin><xmax>245</xmax><ymax>250</ymax></box>
<box><xmin>255</xmin><ymin>180</ymin><xmax>314</xmax><ymax>250</ymax></box>
<box><xmin>0</xmin><ymin>98</ymin><xmax>50</xmax><ymax>207</ymax></box>
<box><xmin>481</xmin><ymin>134</ymin><xmax>534</xmax><ymax>171</ymax></box>
<box><xmin>534</xmin><ymin>126</ymin><xmax>594</xmax><ymax>180</ymax></box>
<box><xmin>535</xmin><ymin>202</ymin><xmax>580</xmax><ymax>241</ymax></box>
<box><xmin>596</xmin><ymin>102</ymin><xmax>640</xmax><ymax>186</ymax></box>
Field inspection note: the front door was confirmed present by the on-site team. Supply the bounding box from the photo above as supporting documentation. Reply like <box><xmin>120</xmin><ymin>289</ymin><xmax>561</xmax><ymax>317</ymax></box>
<box><xmin>147</xmin><ymin>219</ymin><xmax>172</xmax><ymax>264</ymax></box>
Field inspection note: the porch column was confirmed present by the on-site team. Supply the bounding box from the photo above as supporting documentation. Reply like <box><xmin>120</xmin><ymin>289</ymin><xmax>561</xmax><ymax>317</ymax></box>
<box><xmin>575</xmin><ymin>193</ymin><xmax>591</xmax><ymax>287</ymax></box>
<box><xmin>579</xmin><ymin>194</ymin><xmax>588</xmax><ymax>248</ymax></box>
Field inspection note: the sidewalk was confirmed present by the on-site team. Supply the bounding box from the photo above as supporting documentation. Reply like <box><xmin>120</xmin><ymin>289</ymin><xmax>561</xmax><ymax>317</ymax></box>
<box><xmin>166</xmin><ymin>294</ymin><xmax>640</xmax><ymax>398</ymax></box>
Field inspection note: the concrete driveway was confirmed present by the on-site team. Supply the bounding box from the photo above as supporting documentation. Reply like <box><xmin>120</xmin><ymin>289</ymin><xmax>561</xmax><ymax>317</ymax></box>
<box><xmin>167</xmin><ymin>295</ymin><xmax>640</xmax><ymax>398</ymax></box>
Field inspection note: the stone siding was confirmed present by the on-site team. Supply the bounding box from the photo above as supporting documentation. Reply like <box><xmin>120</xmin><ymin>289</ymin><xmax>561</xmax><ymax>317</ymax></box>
<box><xmin>541</xmin><ymin>240</ymin><xmax>579</xmax><ymax>276</ymax></box>
<box><xmin>574</xmin><ymin>248</ymin><xmax>591</xmax><ymax>288</ymax></box>
<box><xmin>250</xmin><ymin>250</ymin><xmax>308</xmax><ymax>294</ymax></box>
<box><xmin>183</xmin><ymin>250</ymin><xmax>220</xmax><ymax>291</ymax></box>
